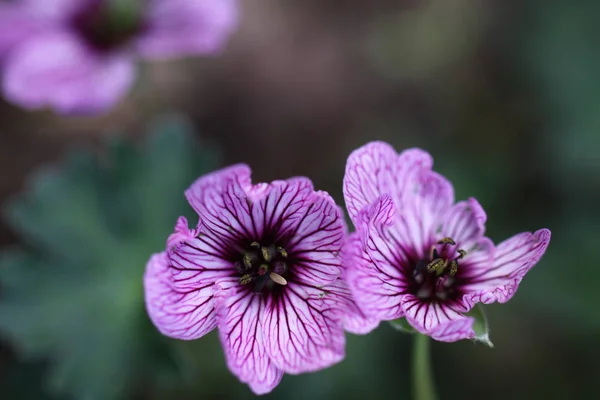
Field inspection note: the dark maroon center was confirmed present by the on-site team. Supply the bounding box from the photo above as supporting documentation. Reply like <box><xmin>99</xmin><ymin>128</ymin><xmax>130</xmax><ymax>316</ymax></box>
<box><xmin>409</xmin><ymin>237</ymin><xmax>467</xmax><ymax>302</ymax></box>
<box><xmin>70</xmin><ymin>2</ymin><xmax>145</xmax><ymax>52</ymax></box>
<box><xmin>235</xmin><ymin>241</ymin><xmax>291</xmax><ymax>294</ymax></box>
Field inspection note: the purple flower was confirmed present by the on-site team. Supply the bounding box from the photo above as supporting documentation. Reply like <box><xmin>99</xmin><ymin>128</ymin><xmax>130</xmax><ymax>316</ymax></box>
<box><xmin>342</xmin><ymin>142</ymin><xmax>551</xmax><ymax>342</ymax></box>
<box><xmin>144</xmin><ymin>165</ymin><xmax>375</xmax><ymax>394</ymax></box>
<box><xmin>0</xmin><ymin>0</ymin><xmax>238</xmax><ymax>114</ymax></box>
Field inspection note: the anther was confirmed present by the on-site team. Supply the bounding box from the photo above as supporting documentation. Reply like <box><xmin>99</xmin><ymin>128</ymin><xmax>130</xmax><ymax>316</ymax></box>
<box><xmin>277</xmin><ymin>246</ymin><xmax>288</xmax><ymax>258</ymax></box>
<box><xmin>269</xmin><ymin>272</ymin><xmax>287</xmax><ymax>286</ymax></box>
<box><xmin>448</xmin><ymin>260</ymin><xmax>458</xmax><ymax>276</ymax></box>
<box><xmin>239</xmin><ymin>274</ymin><xmax>253</xmax><ymax>285</ymax></box>
<box><xmin>457</xmin><ymin>249</ymin><xmax>467</xmax><ymax>259</ymax></box>
<box><xmin>257</xmin><ymin>264</ymin><xmax>269</xmax><ymax>276</ymax></box>
<box><xmin>243</xmin><ymin>253</ymin><xmax>253</xmax><ymax>269</ymax></box>
<box><xmin>250</xmin><ymin>241</ymin><xmax>260</xmax><ymax>248</ymax></box>
<box><xmin>426</xmin><ymin>258</ymin><xmax>445</xmax><ymax>274</ymax></box>
<box><xmin>438</xmin><ymin>237</ymin><xmax>456</xmax><ymax>245</ymax></box>
<box><xmin>261</xmin><ymin>247</ymin><xmax>271</xmax><ymax>262</ymax></box>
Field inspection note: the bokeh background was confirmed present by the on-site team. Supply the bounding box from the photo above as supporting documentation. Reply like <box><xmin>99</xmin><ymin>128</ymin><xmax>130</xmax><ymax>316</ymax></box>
<box><xmin>1</xmin><ymin>0</ymin><xmax>599</xmax><ymax>399</ymax></box>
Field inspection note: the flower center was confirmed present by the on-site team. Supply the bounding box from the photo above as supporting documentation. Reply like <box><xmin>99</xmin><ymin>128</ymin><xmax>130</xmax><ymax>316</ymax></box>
<box><xmin>411</xmin><ymin>237</ymin><xmax>466</xmax><ymax>301</ymax></box>
<box><xmin>70</xmin><ymin>1</ymin><xmax>145</xmax><ymax>52</ymax></box>
<box><xmin>236</xmin><ymin>242</ymin><xmax>290</xmax><ymax>293</ymax></box>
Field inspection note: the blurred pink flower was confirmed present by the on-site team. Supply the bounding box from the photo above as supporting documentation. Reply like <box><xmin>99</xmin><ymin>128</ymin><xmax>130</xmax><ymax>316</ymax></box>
<box><xmin>342</xmin><ymin>141</ymin><xmax>551</xmax><ymax>342</ymax></box>
<box><xmin>0</xmin><ymin>0</ymin><xmax>238</xmax><ymax>114</ymax></box>
<box><xmin>144</xmin><ymin>165</ymin><xmax>375</xmax><ymax>394</ymax></box>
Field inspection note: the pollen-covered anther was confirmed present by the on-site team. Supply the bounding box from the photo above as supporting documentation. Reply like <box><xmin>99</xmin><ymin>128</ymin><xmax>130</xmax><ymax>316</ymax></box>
<box><xmin>243</xmin><ymin>253</ymin><xmax>253</xmax><ymax>269</ymax></box>
<box><xmin>261</xmin><ymin>247</ymin><xmax>272</xmax><ymax>262</ymax></box>
<box><xmin>250</xmin><ymin>241</ymin><xmax>260</xmax><ymax>248</ymax></box>
<box><xmin>457</xmin><ymin>249</ymin><xmax>467</xmax><ymax>259</ymax></box>
<box><xmin>448</xmin><ymin>260</ymin><xmax>459</xmax><ymax>276</ymax></box>
<box><xmin>438</xmin><ymin>237</ymin><xmax>456</xmax><ymax>245</ymax></box>
<box><xmin>277</xmin><ymin>246</ymin><xmax>288</xmax><ymax>258</ymax></box>
<box><xmin>239</xmin><ymin>274</ymin><xmax>253</xmax><ymax>285</ymax></box>
<box><xmin>269</xmin><ymin>272</ymin><xmax>287</xmax><ymax>286</ymax></box>
<box><xmin>426</xmin><ymin>258</ymin><xmax>446</xmax><ymax>274</ymax></box>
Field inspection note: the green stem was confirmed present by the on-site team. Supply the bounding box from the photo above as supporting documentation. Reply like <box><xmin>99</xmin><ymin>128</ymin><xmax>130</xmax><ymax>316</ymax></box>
<box><xmin>412</xmin><ymin>334</ymin><xmax>438</xmax><ymax>400</ymax></box>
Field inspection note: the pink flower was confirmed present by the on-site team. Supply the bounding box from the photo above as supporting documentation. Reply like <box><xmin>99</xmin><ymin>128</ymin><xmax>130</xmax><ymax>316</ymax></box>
<box><xmin>144</xmin><ymin>165</ymin><xmax>374</xmax><ymax>394</ymax></box>
<box><xmin>343</xmin><ymin>142</ymin><xmax>551</xmax><ymax>342</ymax></box>
<box><xmin>0</xmin><ymin>0</ymin><xmax>238</xmax><ymax>114</ymax></box>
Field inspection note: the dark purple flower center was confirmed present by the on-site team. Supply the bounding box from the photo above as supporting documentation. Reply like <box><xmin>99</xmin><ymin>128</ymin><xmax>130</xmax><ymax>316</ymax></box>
<box><xmin>410</xmin><ymin>237</ymin><xmax>466</xmax><ymax>302</ymax></box>
<box><xmin>70</xmin><ymin>1</ymin><xmax>146</xmax><ymax>52</ymax></box>
<box><xmin>235</xmin><ymin>241</ymin><xmax>291</xmax><ymax>294</ymax></box>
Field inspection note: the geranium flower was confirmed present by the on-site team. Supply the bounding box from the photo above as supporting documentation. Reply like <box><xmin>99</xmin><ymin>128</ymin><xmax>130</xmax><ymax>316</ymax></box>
<box><xmin>343</xmin><ymin>141</ymin><xmax>551</xmax><ymax>342</ymax></box>
<box><xmin>144</xmin><ymin>165</ymin><xmax>375</xmax><ymax>394</ymax></box>
<box><xmin>0</xmin><ymin>0</ymin><xmax>238</xmax><ymax>114</ymax></box>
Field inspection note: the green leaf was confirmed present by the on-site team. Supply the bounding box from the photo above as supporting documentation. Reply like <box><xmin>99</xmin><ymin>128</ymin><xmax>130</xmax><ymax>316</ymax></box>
<box><xmin>0</xmin><ymin>115</ymin><xmax>220</xmax><ymax>400</ymax></box>
<box><xmin>389</xmin><ymin>317</ymin><xmax>417</xmax><ymax>334</ymax></box>
<box><xmin>465</xmin><ymin>304</ymin><xmax>493</xmax><ymax>347</ymax></box>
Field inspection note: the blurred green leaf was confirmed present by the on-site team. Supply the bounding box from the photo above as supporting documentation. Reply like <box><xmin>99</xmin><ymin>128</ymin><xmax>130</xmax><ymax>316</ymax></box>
<box><xmin>0</xmin><ymin>114</ymin><xmax>220</xmax><ymax>400</ymax></box>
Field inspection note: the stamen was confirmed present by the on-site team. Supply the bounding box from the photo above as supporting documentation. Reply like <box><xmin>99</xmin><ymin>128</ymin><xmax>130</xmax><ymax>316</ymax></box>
<box><xmin>239</xmin><ymin>274</ymin><xmax>253</xmax><ymax>285</ymax></box>
<box><xmin>426</xmin><ymin>258</ymin><xmax>445</xmax><ymax>274</ymax></box>
<box><xmin>269</xmin><ymin>272</ymin><xmax>287</xmax><ymax>286</ymax></box>
<box><xmin>250</xmin><ymin>241</ymin><xmax>260</xmax><ymax>248</ymax></box>
<box><xmin>438</xmin><ymin>237</ymin><xmax>456</xmax><ymax>245</ymax></box>
<box><xmin>257</xmin><ymin>264</ymin><xmax>269</xmax><ymax>276</ymax></box>
<box><xmin>457</xmin><ymin>249</ymin><xmax>467</xmax><ymax>259</ymax></box>
<box><xmin>448</xmin><ymin>260</ymin><xmax>458</xmax><ymax>276</ymax></box>
<box><xmin>243</xmin><ymin>253</ymin><xmax>253</xmax><ymax>269</ymax></box>
<box><xmin>277</xmin><ymin>246</ymin><xmax>288</xmax><ymax>258</ymax></box>
<box><xmin>261</xmin><ymin>247</ymin><xmax>271</xmax><ymax>262</ymax></box>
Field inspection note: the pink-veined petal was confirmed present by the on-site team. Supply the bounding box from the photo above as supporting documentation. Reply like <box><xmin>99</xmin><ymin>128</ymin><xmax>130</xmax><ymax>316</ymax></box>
<box><xmin>319</xmin><ymin>279</ymin><xmax>380</xmax><ymax>334</ymax></box>
<box><xmin>166</xmin><ymin>216</ymin><xmax>200</xmax><ymax>250</ymax></box>
<box><xmin>344</xmin><ymin>231</ymin><xmax>406</xmax><ymax>321</ymax></box>
<box><xmin>168</xmin><ymin>236</ymin><xmax>236</xmax><ymax>289</ymax></box>
<box><xmin>214</xmin><ymin>278</ymin><xmax>283</xmax><ymax>395</ymax></box>
<box><xmin>442</xmin><ymin>197</ymin><xmax>487</xmax><ymax>251</ymax></box>
<box><xmin>144</xmin><ymin>252</ymin><xmax>217</xmax><ymax>340</ymax></box>
<box><xmin>2</xmin><ymin>32</ymin><xmax>135</xmax><ymax>114</ymax></box>
<box><xmin>285</xmin><ymin>189</ymin><xmax>345</xmax><ymax>286</ymax></box>
<box><xmin>263</xmin><ymin>282</ymin><xmax>345</xmax><ymax>374</ymax></box>
<box><xmin>137</xmin><ymin>0</ymin><xmax>239</xmax><ymax>59</ymax></box>
<box><xmin>462</xmin><ymin>229</ymin><xmax>551</xmax><ymax>307</ymax></box>
<box><xmin>184</xmin><ymin>164</ymin><xmax>255</xmax><ymax>241</ymax></box>
<box><xmin>401</xmin><ymin>295</ymin><xmax>476</xmax><ymax>342</ymax></box>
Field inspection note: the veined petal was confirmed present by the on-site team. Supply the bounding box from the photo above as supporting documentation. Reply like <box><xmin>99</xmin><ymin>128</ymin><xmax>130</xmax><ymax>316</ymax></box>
<box><xmin>166</xmin><ymin>216</ymin><xmax>199</xmax><ymax>250</ymax></box>
<box><xmin>397</xmin><ymin>169</ymin><xmax>454</xmax><ymax>259</ymax></box>
<box><xmin>2</xmin><ymin>32</ymin><xmax>135</xmax><ymax>114</ymax></box>
<box><xmin>401</xmin><ymin>295</ymin><xmax>476</xmax><ymax>342</ymax></box>
<box><xmin>263</xmin><ymin>282</ymin><xmax>345</xmax><ymax>374</ymax></box>
<box><xmin>214</xmin><ymin>279</ymin><xmax>283</xmax><ymax>395</ymax></box>
<box><xmin>168</xmin><ymin>236</ymin><xmax>235</xmax><ymax>289</ymax></box>
<box><xmin>137</xmin><ymin>0</ymin><xmax>239</xmax><ymax>59</ymax></box>
<box><xmin>318</xmin><ymin>279</ymin><xmax>380</xmax><ymax>334</ymax></box>
<box><xmin>442</xmin><ymin>197</ymin><xmax>487</xmax><ymax>251</ymax></box>
<box><xmin>462</xmin><ymin>229</ymin><xmax>551</xmax><ymax>307</ymax></box>
<box><xmin>144</xmin><ymin>252</ymin><xmax>217</xmax><ymax>340</ymax></box>
<box><xmin>185</xmin><ymin>164</ymin><xmax>255</xmax><ymax>241</ymax></box>
<box><xmin>285</xmin><ymin>189</ymin><xmax>345</xmax><ymax>286</ymax></box>
<box><xmin>343</xmin><ymin>232</ymin><xmax>406</xmax><ymax>321</ymax></box>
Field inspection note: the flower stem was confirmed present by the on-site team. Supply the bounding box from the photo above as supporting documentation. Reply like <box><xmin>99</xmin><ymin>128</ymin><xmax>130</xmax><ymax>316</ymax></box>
<box><xmin>412</xmin><ymin>334</ymin><xmax>438</xmax><ymax>400</ymax></box>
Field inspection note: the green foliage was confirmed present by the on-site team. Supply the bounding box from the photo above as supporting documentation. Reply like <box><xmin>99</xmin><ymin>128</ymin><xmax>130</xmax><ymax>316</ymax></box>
<box><xmin>0</xmin><ymin>115</ymin><xmax>220</xmax><ymax>400</ymax></box>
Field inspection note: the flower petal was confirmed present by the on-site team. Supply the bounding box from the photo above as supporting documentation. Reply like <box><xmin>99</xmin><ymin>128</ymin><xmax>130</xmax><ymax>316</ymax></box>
<box><xmin>166</xmin><ymin>216</ymin><xmax>199</xmax><ymax>250</ymax></box>
<box><xmin>137</xmin><ymin>0</ymin><xmax>239</xmax><ymax>59</ymax></box>
<box><xmin>144</xmin><ymin>252</ymin><xmax>217</xmax><ymax>340</ymax></box>
<box><xmin>401</xmin><ymin>295</ymin><xmax>476</xmax><ymax>342</ymax></box>
<box><xmin>184</xmin><ymin>164</ymin><xmax>255</xmax><ymax>241</ymax></box>
<box><xmin>214</xmin><ymin>279</ymin><xmax>283</xmax><ymax>395</ymax></box>
<box><xmin>462</xmin><ymin>229</ymin><xmax>551</xmax><ymax>307</ymax></box>
<box><xmin>343</xmin><ymin>231</ymin><xmax>406</xmax><ymax>321</ymax></box>
<box><xmin>263</xmin><ymin>282</ymin><xmax>345</xmax><ymax>374</ymax></box>
<box><xmin>2</xmin><ymin>32</ymin><xmax>135</xmax><ymax>114</ymax></box>
<box><xmin>442</xmin><ymin>197</ymin><xmax>487</xmax><ymax>251</ymax></box>
<box><xmin>168</xmin><ymin>236</ymin><xmax>235</xmax><ymax>289</ymax></box>
<box><xmin>344</xmin><ymin>142</ymin><xmax>434</xmax><ymax>224</ymax></box>
<box><xmin>318</xmin><ymin>279</ymin><xmax>380</xmax><ymax>334</ymax></box>
<box><xmin>0</xmin><ymin>5</ymin><xmax>43</xmax><ymax>60</ymax></box>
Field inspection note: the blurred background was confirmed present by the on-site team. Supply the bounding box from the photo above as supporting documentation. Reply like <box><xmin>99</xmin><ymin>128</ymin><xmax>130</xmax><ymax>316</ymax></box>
<box><xmin>1</xmin><ymin>0</ymin><xmax>599</xmax><ymax>399</ymax></box>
